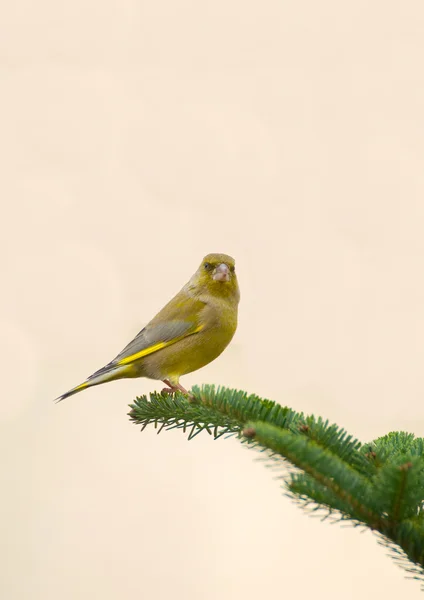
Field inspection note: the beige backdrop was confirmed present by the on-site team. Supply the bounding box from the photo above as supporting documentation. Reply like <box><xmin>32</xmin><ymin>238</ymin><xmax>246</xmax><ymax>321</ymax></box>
<box><xmin>2</xmin><ymin>1</ymin><xmax>424</xmax><ymax>598</ymax></box>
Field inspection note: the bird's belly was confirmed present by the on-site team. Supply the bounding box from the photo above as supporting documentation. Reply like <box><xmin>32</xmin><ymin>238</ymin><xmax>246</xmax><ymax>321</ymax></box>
<box><xmin>135</xmin><ymin>326</ymin><xmax>235</xmax><ymax>381</ymax></box>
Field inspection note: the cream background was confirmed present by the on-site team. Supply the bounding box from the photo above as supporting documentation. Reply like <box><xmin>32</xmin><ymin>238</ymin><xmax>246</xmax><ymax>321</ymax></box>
<box><xmin>2</xmin><ymin>1</ymin><xmax>424</xmax><ymax>598</ymax></box>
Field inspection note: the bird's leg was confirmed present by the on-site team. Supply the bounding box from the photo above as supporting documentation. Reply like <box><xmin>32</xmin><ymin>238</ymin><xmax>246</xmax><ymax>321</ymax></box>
<box><xmin>174</xmin><ymin>382</ymin><xmax>190</xmax><ymax>395</ymax></box>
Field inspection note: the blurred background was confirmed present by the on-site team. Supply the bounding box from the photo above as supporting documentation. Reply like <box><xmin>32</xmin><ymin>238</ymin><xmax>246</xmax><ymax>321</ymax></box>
<box><xmin>2</xmin><ymin>1</ymin><xmax>424</xmax><ymax>598</ymax></box>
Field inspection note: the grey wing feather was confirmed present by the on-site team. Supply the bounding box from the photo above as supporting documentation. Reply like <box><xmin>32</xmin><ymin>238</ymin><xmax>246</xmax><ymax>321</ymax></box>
<box><xmin>113</xmin><ymin>320</ymin><xmax>195</xmax><ymax>362</ymax></box>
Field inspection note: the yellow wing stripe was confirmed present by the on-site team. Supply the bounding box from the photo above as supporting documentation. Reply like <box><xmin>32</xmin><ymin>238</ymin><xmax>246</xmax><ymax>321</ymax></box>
<box><xmin>116</xmin><ymin>325</ymin><xmax>204</xmax><ymax>366</ymax></box>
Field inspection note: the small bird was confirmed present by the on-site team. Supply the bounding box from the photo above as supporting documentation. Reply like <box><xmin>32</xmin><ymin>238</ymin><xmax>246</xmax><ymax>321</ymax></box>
<box><xmin>56</xmin><ymin>253</ymin><xmax>240</xmax><ymax>402</ymax></box>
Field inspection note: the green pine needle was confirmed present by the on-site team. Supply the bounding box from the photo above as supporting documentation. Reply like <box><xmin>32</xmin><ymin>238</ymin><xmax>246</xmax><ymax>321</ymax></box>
<box><xmin>128</xmin><ymin>384</ymin><xmax>424</xmax><ymax>587</ymax></box>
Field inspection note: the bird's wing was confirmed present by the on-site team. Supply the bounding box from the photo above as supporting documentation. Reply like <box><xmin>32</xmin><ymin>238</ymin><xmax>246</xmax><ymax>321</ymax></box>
<box><xmin>88</xmin><ymin>293</ymin><xmax>206</xmax><ymax>378</ymax></box>
<box><xmin>112</xmin><ymin>319</ymin><xmax>203</xmax><ymax>365</ymax></box>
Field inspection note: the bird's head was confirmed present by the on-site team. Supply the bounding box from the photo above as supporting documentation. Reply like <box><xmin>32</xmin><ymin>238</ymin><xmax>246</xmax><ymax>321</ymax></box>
<box><xmin>189</xmin><ymin>253</ymin><xmax>240</xmax><ymax>302</ymax></box>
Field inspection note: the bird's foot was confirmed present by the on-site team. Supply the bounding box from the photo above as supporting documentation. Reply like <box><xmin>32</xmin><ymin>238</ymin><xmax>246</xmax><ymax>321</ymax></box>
<box><xmin>160</xmin><ymin>386</ymin><xmax>174</xmax><ymax>395</ymax></box>
<box><xmin>161</xmin><ymin>380</ymin><xmax>196</xmax><ymax>401</ymax></box>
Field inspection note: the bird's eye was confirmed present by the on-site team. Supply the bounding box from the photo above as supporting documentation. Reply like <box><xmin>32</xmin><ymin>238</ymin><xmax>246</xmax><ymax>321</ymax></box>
<box><xmin>230</xmin><ymin>266</ymin><xmax>235</xmax><ymax>273</ymax></box>
<box><xmin>204</xmin><ymin>262</ymin><xmax>211</xmax><ymax>270</ymax></box>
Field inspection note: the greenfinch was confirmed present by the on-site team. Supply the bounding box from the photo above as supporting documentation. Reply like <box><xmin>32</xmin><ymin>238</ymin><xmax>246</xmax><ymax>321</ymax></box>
<box><xmin>56</xmin><ymin>253</ymin><xmax>239</xmax><ymax>401</ymax></box>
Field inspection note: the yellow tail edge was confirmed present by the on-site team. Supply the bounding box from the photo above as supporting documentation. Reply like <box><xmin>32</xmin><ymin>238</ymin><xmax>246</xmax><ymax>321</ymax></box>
<box><xmin>54</xmin><ymin>381</ymin><xmax>90</xmax><ymax>403</ymax></box>
<box><xmin>54</xmin><ymin>363</ymin><xmax>133</xmax><ymax>403</ymax></box>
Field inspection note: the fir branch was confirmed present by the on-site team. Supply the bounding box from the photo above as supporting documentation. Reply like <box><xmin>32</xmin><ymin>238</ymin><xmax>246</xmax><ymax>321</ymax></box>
<box><xmin>245</xmin><ymin>420</ymin><xmax>386</xmax><ymax>530</ymax></box>
<box><xmin>129</xmin><ymin>391</ymin><xmax>242</xmax><ymax>439</ymax></box>
<box><xmin>128</xmin><ymin>384</ymin><xmax>424</xmax><ymax>587</ymax></box>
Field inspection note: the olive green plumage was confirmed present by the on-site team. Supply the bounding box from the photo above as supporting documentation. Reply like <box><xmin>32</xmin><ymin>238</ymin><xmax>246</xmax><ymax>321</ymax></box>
<box><xmin>56</xmin><ymin>253</ymin><xmax>239</xmax><ymax>401</ymax></box>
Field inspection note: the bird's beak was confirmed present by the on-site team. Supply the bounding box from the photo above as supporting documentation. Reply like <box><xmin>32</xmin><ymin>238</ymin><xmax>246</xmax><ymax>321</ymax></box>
<box><xmin>213</xmin><ymin>263</ymin><xmax>230</xmax><ymax>282</ymax></box>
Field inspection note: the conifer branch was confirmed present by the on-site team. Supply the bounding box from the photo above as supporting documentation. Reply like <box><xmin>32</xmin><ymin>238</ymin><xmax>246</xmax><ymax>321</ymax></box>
<box><xmin>129</xmin><ymin>385</ymin><xmax>424</xmax><ymax>587</ymax></box>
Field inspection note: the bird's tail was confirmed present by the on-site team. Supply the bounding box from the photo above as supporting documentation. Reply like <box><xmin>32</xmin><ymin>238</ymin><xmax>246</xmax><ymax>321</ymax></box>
<box><xmin>54</xmin><ymin>363</ymin><xmax>132</xmax><ymax>403</ymax></box>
